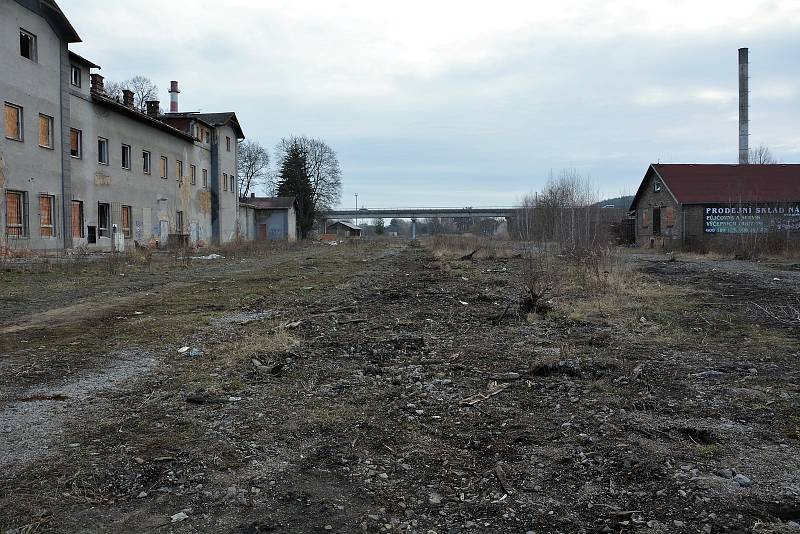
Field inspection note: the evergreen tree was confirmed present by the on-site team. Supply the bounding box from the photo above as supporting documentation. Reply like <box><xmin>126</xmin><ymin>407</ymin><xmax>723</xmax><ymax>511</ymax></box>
<box><xmin>276</xmin><ymin>143</ymin><xmax>314</xmax><ymax>238</ymax></box>
<box><xmin>374</xmin><ymin>218</ymin><xmax>385</xmax><ymax>235</ymax></box>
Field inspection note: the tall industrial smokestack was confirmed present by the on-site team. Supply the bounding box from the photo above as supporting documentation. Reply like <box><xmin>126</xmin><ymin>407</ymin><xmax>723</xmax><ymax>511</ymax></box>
<box><xmin>738</xmin><ymin>48</ymin><xmax>749</xmax><ymax>164</ymax></box>
<box><xmin>169</xmin><ymin>80</ymin><xmax>180</xmax><ymax>113</ymax></box>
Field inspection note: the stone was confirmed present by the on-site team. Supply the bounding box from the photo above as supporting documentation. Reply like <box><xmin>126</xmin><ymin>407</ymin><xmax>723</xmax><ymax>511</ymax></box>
<box><xmin>715</xmin><ymin>468</ymin><xmax>734</xmax><ymax>479</ymax></box>
<box><xmin>428</xmin><ymin>493</ymin><xmax>443</xmax><ymax>505</ymax></box>
<box><xmin>673</xmin><ymin>520</ymin><xmax>685</xmax><ymax>527</ymax></box>
<box><xmin>733</xmin><ymin>474</ymin><xmax>752</xmax><ymax>487</ymax></box>
<box><xmin>170</xmin><ymin>511</ymin><xmax>188</xmax><ymax>523</ymax></box>
<box><xmin>787</xmin><ymin>521</ymin><xmax>800</xmax><ymax>529</ymax></box>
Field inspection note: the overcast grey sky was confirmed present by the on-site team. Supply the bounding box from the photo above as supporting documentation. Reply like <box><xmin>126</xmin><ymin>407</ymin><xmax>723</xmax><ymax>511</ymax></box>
<box><xmin>66</xmin><ymin>0</ymin><xmax>800</xmax><ymax>208</ymax></box>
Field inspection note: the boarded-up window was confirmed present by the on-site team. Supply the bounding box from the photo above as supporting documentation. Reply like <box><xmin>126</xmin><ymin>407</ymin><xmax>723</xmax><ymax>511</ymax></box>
<box><xmin>190</xmin><ymin>165</ymin><xmax>196</xmax><ymax>185</ymax></box>
<box><xmin>121</xmin><ymin>205</ymin><xmax>131</xmax><ymax>238</ymax></box>
<box><xmin>72</xmin><ymin>200</ymin><xmax>84</xmax><ymax>238</ymax></box>
<box><xmin>176</xmin><ymin>160</ymin><xmax>183</xmax><ymax>180</ymax></box>
<box><xmin>160</xmin><ymin>156</ymin><xmax>167</xmax><ymax>178</ymax></box>
<box><xmin>642</xmin><ymin>209</ymin><xmax>650</xmax><ymax>227</ymax></box>
<box><xmin>143</xmin><ymin>151</ymin><xmax>151</xmax><ymax>174</ymax></box>
<box><xmin>665</xmin><ymin>206</ymin><xmax>675</xmax><ymax>228</ymax></box>
<box><xmin>5</xmin><ymin>103</ymin><xmax>22</xmax><ymax>141</ymax></box>
<box><xmin>39</xmin><ymin>195</ymin><xmax>54</xmax><ymax>237</ymax></box>
<box><xmin>39</xmin><ymin>114</ymin><xmax>53</xmax><ymax>148</ymax></box>
<box><xmin>6</xmin><ymin>191</ymin><xmax>26</xmax><ymax>237</ymax></box>
<box><xmin>202</xmin><ymin>169</ymin><xmax>208</xmax><ymax>188</ymax></box>
<box><xmin>70</xmin><ymin>129</ymin><xmax>82</xmax><ymax>158</ymax></box>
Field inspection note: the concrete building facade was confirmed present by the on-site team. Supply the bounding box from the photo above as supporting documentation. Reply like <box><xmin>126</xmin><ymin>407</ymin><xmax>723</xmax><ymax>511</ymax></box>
<box><xmin>1</xmin><ymin>0</ymin><xmax>244</xmax><ymax>251</ymax></box>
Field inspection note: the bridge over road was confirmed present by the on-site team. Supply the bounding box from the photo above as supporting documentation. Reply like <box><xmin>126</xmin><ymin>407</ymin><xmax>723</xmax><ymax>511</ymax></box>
<box><xmin>318</xmin><ymin>206</ymin><xmax>518</xmax><ymax>238</ymax></box>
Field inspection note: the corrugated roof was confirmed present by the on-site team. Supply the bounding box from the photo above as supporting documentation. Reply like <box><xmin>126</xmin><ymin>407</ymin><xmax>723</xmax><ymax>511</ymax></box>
<box><xmin>244</xmin><ymin>197</ymin><xmax>297</xmax><ymax>210</ymax></box>
<box><xmin>631</xmin><ymin>164</ymin><xmax>800</xmax><ymax>208</ymax></box>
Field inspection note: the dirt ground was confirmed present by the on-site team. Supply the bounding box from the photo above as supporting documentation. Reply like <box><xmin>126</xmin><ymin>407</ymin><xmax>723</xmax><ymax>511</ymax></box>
<box><xmin>1</xmin><ymin>241</ymin><xmax>799</xmax><ymax>533</ymax></box>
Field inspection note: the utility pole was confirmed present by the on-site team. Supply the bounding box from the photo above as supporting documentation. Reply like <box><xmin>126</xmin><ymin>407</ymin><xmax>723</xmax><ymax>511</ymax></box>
<box><xmin>354</xmin><ymin>193</ymin><xmax>358</xmax><ymax>227</ymax></box>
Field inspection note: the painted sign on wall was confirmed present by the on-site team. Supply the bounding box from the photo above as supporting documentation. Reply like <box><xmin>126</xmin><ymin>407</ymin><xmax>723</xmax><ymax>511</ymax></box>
<box><xmin>704</xmin><ymin>204</ymin><xmax>800</xmax><ymax>234</ymax></box>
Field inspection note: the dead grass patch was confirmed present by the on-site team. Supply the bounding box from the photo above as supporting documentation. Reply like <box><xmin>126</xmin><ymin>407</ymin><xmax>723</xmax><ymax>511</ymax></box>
<box><xmin>424</xmin><ymin>235</ymin><xmax>518</xmax><ymax>260</ymax></box>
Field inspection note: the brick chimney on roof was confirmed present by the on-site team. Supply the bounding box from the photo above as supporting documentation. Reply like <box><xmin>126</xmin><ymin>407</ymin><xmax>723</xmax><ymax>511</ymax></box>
<box><xmin>122</xmin><ymin>89</ymin><xmax>134</xmax><ymax>108</ymax></box>
<box><xmin>146</xmin><ymin>100</ymin><xmax>160</xmax><ymax>118</ymax></box>
<box><xmin>90</xmin><ymin>73</ymin><xmax>104</xmax><ymax>94</ymax></box>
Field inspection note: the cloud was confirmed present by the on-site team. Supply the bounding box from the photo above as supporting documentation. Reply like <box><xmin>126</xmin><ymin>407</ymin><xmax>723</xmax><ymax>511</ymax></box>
<box><xmin>64</xmin><ymin>0</ymin><xmax>800</xmax><ymax>206</ymax></box>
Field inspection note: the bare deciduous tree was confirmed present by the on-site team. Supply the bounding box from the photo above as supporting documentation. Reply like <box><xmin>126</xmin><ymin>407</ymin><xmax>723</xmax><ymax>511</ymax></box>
<box><xmin>103</xmin><ymin>76</ymin><xmax>159</xmax><ymax>112</ymax></box>
<box><xmin>237</xmin><ymin>140</ymin><xmax>270</xmax><ymax>197</ymax></box>
<box><xmin>275</xmin><ymin>136</ymin><xmax>342</xmax><ymax>211</ymax></box>
<box><xmin>747</xmin><ymin>144</ymin><xmax>778</xmax><ymax>164</ymax></box>
<box><xmin>126</xmin><ymin>75</ymin><xmax>159</xmax><ymax>112</ymax></box>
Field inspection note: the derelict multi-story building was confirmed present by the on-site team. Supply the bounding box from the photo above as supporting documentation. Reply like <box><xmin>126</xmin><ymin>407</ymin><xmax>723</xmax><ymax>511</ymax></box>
<box><xmin>1</xmin><ymin>0</ymin><xmax>244</xmax><ymax>251</ymax></box>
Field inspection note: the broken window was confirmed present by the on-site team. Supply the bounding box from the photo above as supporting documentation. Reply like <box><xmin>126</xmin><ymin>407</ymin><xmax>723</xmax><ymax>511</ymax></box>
<box><xmin>143</xmin><ymin>150</ymin><xmax>151</xmax><ymax>174</ymax></box>
<box><xmin>20</xmin><ymin>29</ymin><xmax>37</xmax><ymax>62</ymax></box>
<box><xmin>71</xmin><ymin>200</ymin><xmax>84</xmax><ymax>238</ymax></box>
<box><xmin>226</xmin><ymin>136</ymin><xmax>231</xmax><ymax>151</ymax></box>
<box><xmin>70</xmin><ymin>65</ymin><xmax>81</xmax><ymax>87</ymax></box>
<box><xmin>223</xmin><ymin>173</ymin><xmax>228</xmax><ymax>191</ymax></box>
<box><xmin>98</xmin><ymin>137</ymin><xmax>109</xmax><ymax>164</ymax></box>
<box><xmin>121</xmin><ymin>205</ymin><xmax>131</xmax><ymax>238</ymax></box>
<box><xmin>70</xmin><ymin>128</ymin><xmax>82</xmax><ymax>158</ymax></box>
<box><xmin>202</xmin><ymin>169</ymin><xmax>208</xmax><ymax>188</ymax></box>
<box><xmin>6</xmin><ymin>191</ymin><xmax>27</xmax><ymax>237</ymax></box>
<box><xmin>39</xmin><ymin>114</ymin><xmax>53</xmax><ymax>148</ymax></box>
<box><xmin>39</xmin><ymin>194</ymin><xmax>55</xmax><ymax>237</ymax></box>
<box><xmin>121</xmin><ymin>144</ymin><xmax>131</xmax><ymax>169</ymax></box>
<box><xmin>230</xmin><ymin>174</ymin><xmax>235</xmax><ymax>194</ymax></box>
<box><xmin>5</xmin><ymin>103</ymin><xmax>23</xmax><ymax>141</ymax></box>
<box><xmin>160</xmin><ymin>156</ymin><xmax>167</xmax><ymax>179</ymax></box>
<box><xmin>176</xmin><ymin>159</ymin><xmax>183</xmax><ymax>181</ymax></box>
<box><xmin>190</xmin><ymin>165</ymin><xmax>196</xmax><ymax>185</ymax></box>
<box><xmin>654</xmin><ymin>180</ymin><xmax>662</xmax><ymax>193</ymax></box>
<box><xmin>98</xmin><ymin>202</ymin><xmax>110</xmax><ymax>237</ymax></box>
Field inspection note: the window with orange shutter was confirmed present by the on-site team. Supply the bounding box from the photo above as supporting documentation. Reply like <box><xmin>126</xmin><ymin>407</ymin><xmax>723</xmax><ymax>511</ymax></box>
<box><xmin>6</xmin><ymin>191</ymin><xmax>25</xmax><ymax>236</ymax></box>
<box><xmin>5</xmin><ymin>103</ymin><xmax>22</xmax><ymax>141</ymax></box>
<box><xmin>39</xmin><ymin>195</ymin><xmax>54</xmax><ymax>237</ymax></box>
<box><xmin>121</xmin><ymin>205</ymin><xmax>131</xmax><ymax>238</ymax></box>
<box><xmin>39</xmin><ymin>114</ymin><xmax>53</xmax><ymax>148</ymax></box>
<box><xmin>71</xmin><ymin>201</ymin><xmax>84</xmax><ymax>238</ymax></box>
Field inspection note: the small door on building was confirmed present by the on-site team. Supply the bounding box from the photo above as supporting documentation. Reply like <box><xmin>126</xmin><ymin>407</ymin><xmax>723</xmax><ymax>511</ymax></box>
<box><xmin>652</xmin><ymin>208</ymin><xmax>662</xmax><ymax>236</ymax></box>
<box><xmin>87</xmin><ymin>225</ymin><xmax>97</xmax><ymax>244</ymax></box>
<box><xmin>258</xmin><ymin>224</ymin><xmax>268</xmax><ymax>241</ymax></box>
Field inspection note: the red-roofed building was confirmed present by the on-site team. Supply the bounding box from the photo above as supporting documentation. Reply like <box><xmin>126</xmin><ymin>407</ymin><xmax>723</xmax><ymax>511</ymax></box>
<box><xmin>629</xmin><ymin>164</ymin><xmax>800</xmax><ymax>247</ymax></box>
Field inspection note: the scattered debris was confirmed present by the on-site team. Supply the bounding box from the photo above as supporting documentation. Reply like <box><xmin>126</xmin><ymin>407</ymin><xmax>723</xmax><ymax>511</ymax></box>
<box><xmin>191</xmin><ymin>254</ymin><xmax>224</xmax><ymax>260</ymax></box>
<box><xmin>170</xmin><ymin>511</ymin><xmax>189</xmax><ymax>523</ymax></box>
<box><xmin>459</xmin><ymin>382</ymin><xmax>510</xmax><ymax>406</ymax></box>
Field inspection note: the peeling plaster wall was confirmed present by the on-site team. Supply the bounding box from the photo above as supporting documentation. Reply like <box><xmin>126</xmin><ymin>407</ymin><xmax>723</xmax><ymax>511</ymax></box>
<box><xmin>0</xmin><ymin>0</ymin><xmax>65</xmax><ymax>250</ymax></box>
<box><xmin>68</xmin><ymin>93</ymin><xmax>216</xmax><ymax>249</ymax></box>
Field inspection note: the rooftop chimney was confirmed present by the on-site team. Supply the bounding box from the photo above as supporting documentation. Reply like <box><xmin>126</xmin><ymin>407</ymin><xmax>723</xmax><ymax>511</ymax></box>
<box><xmin>122</xmin><ymin>89</ymin><xmax>134</xmax><ymax>108</ymax></box>
<box><xmin>251</xmin><ymin>192</ymin><xmax>256</xmax><ymax>198</ymax></box>
<box><xmin>90</xmin><ymin>73</ymin><xmax>105</xmax><ymax>94</ymax></box>
<box><xmin>146</xmin><ymin>100</ymin><xmax>160</xmax><ymax>118</ymax></box>
<box><xmin>169</xmin><ymin>80</ymin><xmax>180</xmax><ymax>113</ymax></box>
<box><xmin>738</xmin><ymin>47</ymin><xmax>749</xmax><ymax>164</ymax></box>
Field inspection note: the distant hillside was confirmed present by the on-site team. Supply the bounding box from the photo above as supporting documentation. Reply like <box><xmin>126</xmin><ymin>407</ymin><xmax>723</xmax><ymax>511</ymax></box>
<box><xmin>596</xmin><ymin>195</ymin><xmax>634</xmax><ymax>209</ymax></box>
